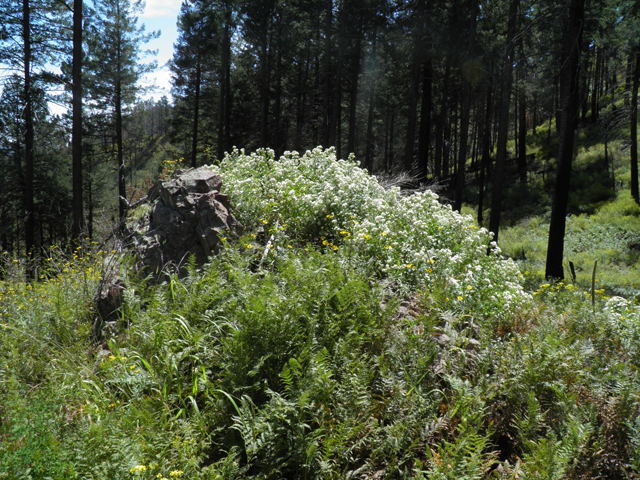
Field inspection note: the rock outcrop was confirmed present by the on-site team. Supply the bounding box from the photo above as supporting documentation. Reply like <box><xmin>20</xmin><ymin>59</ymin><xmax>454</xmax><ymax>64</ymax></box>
<box><xmin>129</xmin><ymin>166</ymin><xmax>243</xmax><ymax>280</ymax></box>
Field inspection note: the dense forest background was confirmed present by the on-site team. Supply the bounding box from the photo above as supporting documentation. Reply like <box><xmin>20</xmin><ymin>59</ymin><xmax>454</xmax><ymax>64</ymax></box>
<box><xmin>1</xmin><ymin>0</ymin><xmax>639</xmax><ymax>277</ymax></box>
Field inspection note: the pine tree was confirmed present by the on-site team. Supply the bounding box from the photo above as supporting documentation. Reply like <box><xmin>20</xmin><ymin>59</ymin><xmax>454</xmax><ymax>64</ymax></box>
<box><xmin>85</xmin><ymin>0</ymin><xmax>157</xmax><ymax>232</ymax></box>
<box><xmin>170</xmin><ymin>0</ymin><xmax>220</xmax><ymax>167</ymax></box>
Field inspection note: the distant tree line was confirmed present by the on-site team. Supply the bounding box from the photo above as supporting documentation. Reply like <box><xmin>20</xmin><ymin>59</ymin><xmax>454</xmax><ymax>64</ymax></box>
<box><xmin>0</xmin><ymin>0</ymin><xmax>169</xmax><ymax>273</ymax></box>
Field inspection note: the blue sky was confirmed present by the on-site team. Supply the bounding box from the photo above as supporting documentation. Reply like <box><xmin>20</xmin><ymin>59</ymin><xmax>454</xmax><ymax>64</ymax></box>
<box><xmin>139</xmin><ymin>0</ymin><xmax>182</xmax><ymax>102</ymax></box>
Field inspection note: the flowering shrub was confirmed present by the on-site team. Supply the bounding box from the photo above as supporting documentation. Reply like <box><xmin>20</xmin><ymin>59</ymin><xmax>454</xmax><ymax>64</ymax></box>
<box><xmin>210</xmin><ymin>146</ymin><xmax>531</xmax><ymax>323</ymax></box>
<box><xmin>604</xmin><ymin>296</ymin><xmax>640</xmax><ymax>362</ymax></box>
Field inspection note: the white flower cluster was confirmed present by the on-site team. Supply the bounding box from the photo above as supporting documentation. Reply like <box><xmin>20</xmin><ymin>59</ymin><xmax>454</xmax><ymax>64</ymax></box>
<box><xmin>604</xmin><ymin>296</ymin><xmax>640</xmax><ymax>359</ymax></box>
<box><xmin>211</xmin><ymin>147</ymin><xmax>531</xmax><ymax>321</ymax></box>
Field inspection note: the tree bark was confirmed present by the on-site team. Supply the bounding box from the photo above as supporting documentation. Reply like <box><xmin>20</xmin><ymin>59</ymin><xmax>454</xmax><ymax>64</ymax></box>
<box><xmin>478</xmin><ymin>77</ymin><xmax>493</xmax><ymax>226</ymax></box>
<box><xmin>23</xmin><ymin>0</ymin><xmax>35</xmax><ymax>263</ymax></box>
<box><xmin>72</xmin><ymin>0</ymin><xmax>84</xmax><ymax>242</ymax></box>
<box><xmin>322</xmin><ymin>0</ymin><xmax>332</xmax><ymax>147</ymax></box>
<box><xmin>347</xmin><ymin>31</ymin><xmax>361</xmax><ymax>155</ymax></box>
<box><xmin>364</xmin><ymin>33</ymin><xmax>377</xmax><ymax>171</ymax></box>
<box><xmin>545</xmin><ymin>0</ymin><xmax>586</xmax><ymax>279</ymax></box>
<box><xmin>454</xmin><ymin>0</ymin><xmax>478</xmax><ymax>212</ymax></box>
<box><xmin>191</xmin><ymin>61</ymin><xmax>201</xmax><ymax>168</ymax></box>
<box><xmin>488</xmin><ymin>0</ymin><xmax>518</xmax><ymax>245</ymax></box>
<box><xmin>218</xmin><ymin>6</ymin><xmax>231</xmax><ymax>159</ymax></box>
<box><xmin>434</xmin><ymin>59</ymin><xmax>451</xmax><ymax>178</ymax></box>
<box><xmin>418</xmin><ymin>55</ymin><xmax>432</xmax><ymax>178</ymax></box>
<box><xmin>517</xmin><ymin>35</ymin><xmax>527</xmax><ymax>183</ymax></box>
<box><xmin>116</xmin><ymin>4</ymin><xmax>126</xmax><ymax>232</ymax></box>
<box><xmin>329</xmin><ymin>0</ymin><xmax>347</xmax><ymax>150</ymax></box>
<box><xmin>631</xmin><ymin>52</ymin><xmax>639</xmax><ymax>204</ymax></box>
<box><xmin>591</xmin><ymin>45</ymin><xmax>600</xmax><ymax>122</ymax></box>
<box><xmin>404</xmin><ymin>0</ymin><xmax>426</xmax><ymax>171</ymax></box>
<box><xmin>260</xmin><ymin>19</ymin><xmax>270</xmax><ymax>148</ymax></box>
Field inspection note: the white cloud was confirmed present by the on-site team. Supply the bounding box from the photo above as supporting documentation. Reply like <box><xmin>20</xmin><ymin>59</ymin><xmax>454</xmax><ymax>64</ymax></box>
<box><xmin>140</xmin><ymin>64</ymin><xmax>172</xmax><ymax>101</ymax></box>
<box><xmin>142</xmin><ymin>0</ymin><xmax>182</xmax><ymax>18</ymax></box>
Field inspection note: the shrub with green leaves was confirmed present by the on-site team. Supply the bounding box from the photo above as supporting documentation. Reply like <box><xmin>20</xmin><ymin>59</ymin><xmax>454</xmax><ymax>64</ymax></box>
<box><xmin>210</xmin><ymin>146</ymin><xmax>531</xmax><ymax>326</ymax></box>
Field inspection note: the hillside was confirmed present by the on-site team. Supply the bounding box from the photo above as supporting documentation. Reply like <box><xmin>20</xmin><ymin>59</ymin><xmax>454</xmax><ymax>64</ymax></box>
<box><xmin>2</xmin><ymin>147</ymin><xmax>640</xmax><ymax>478</ymax></box>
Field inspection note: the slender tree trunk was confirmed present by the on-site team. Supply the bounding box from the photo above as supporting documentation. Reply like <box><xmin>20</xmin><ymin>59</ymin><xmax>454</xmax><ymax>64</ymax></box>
<box><xmin>72</xmin><ymin>0</ymin><xmax>84</xmax><ymax>242</ymax></box>
<box><xmin>517</xmin><ymin>35</ymin><xmax>527</xmax><ymax>183</ymax></box>
<box><xmin>218</xmin><ymin>12</ymin><xmax>229</xmax><ymax>159</ymax></box>
<box><xmin>223</xmin><ymin>3</ymin><xmax>232</xmax><ymax>154</ymax></box>
<box><xmin>580</xmin><ymin>46</ymin><xmax>589</xmax><ymax>121</ymax></box>
<box><xmin>471</xmin><ymin>104</ymin><xmax>478</xmax><ymax>170</ymax></box>
<box><xmin>87</xmin><ymin>164</ymin><xmax>94</xmax><ymax>240</ymax></box>
<box><xmin>454</xmin><ymin>0</ymin><xmax>478</xmax><ymax>212</ymax></box>
<box><xmin>295</xmin><ymin>38</ymin><xmax>311</xmax><ymax>152</ymax></box>
<box><xmin>1</xmin><ymin>208</ymin><xmax>6</xmax><ymax>252</ymax></box>
<box><xmin>274</xmin><ymin>24</ymin><xmax>283</xmax><ymax>156</ymax></box>
<box><xmin>23</xmin><ymin>0</ymin><xmax>34</xmax><ymax>263</ymax></box>
<box><xmin>365</xmin><ymin>86</ymin><xmax>376</xmax><ymax>170</ymax></box>
<box><xmin>626</xmin><ymin>55</ymin><xmax>633</xmax><ymax>107</ymax></box>
<box><xmin>404</xmin><ymin>0</ymin><xmax>425</xmax><ymax>171</ymax></box>
<box><xmin>365</xmin><ymin>34</ymin><xmax>377</xmax><ymax>171</ymax></box>
<box><xmin>488</xmin><ymin>0</ymin><xmax>518</xmax><ymax>245</ymax></box>
<box><xmin>116</xmin><ymin>17</ymin><xmax>126</xmax><ymax>231</ymax></box>
<box><xmin>418</xmin><ymin>55</ymin><xmax>432</xmax><ymax>177</ymax></box>
<box><xmin>116</xmin><ymin>78</ymin><xmax>126</xmax><ymax>230</ymax></box>
<box><xmin>591</xmin><ymin>45</ymin><xmax>600</xmax><ymax>122</ymax></box>
<box><xmin>322</xmin><ymin>0</ymin><xmax>332</xmax><ymax>147</ymax></box>
<box><xmin>191</xmin><ymin>61</ymin><xmax>201</xmax><ymax>168</ymax></box>
<box><xmin>329</xmin><ymin>0</ymin><xmax>347</xmax><ymax>150</ymax></box>
<box><xmin>631</xmin><ymin>52</ymin><xmax>639</xmax><ymax>204</ymax></box>
<box><xmin>545</xmin><ymin>0</ymin><xmax>585</xmax><ymax>279</ymax></box>
<box><xmin>260</xmin><ymin>22</ymin><xmax>269</xmax><ymax>148</ymax></box>
<box><xmin>434</xmin><ymin>60</ymin><xmax>451</xmax><ymax>178</ymax></box>
<box><xmin>347</xmin><ymin>31</ymin><xmax>361</xmax><ymax>155</ymax></box>
<box><xmin>478</xmin><ymin>77</ymin><xmax>493</xmax><ymax>226</ymax></box>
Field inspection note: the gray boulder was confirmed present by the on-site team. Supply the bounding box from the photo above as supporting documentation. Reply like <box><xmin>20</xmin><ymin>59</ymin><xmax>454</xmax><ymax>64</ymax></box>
<box><xmin>129</xmin><ymin>166</ymin><xmax>243</xmax><ymax>280</ymax></box>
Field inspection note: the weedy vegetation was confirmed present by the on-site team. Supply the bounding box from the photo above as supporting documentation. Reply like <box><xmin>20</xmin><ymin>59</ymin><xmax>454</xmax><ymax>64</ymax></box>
<box><xmin>1</xmin><ymin>147</ymin><xmax>640</xmax><ymax>479</ymax></box>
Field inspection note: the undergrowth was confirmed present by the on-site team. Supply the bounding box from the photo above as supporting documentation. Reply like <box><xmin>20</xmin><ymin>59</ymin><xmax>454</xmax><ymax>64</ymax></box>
<box><xmin>1</xmin><ymin>148</ymin><xmax>640</xmax><ymax>478</ymax></box>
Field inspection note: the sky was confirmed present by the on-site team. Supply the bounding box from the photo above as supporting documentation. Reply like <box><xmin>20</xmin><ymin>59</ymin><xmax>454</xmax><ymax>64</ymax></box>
<box><xmin>0</xmin><ymin>0</ymin><xmax>181</xmax><ymax>114</ymax></box>
<box><xmin>138</xmin><ymin>0</ymin><xmax>182</xmax><ymax>102</ymax></box>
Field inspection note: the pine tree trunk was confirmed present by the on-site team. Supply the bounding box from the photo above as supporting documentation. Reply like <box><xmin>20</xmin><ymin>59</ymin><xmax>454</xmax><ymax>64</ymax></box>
<box><xmin>478</xmin><ymin>77</ymin><xmax>493</xmax><ymax>227</ymax></box>
<box><xmin>434</xmin><ymin>60</ymin><xmax>451</xmax><ymax>178</ymax></box>
<box><xmin>453</xmin><ymin>0</ymin><xmax>478</xmax><ymax>212</ymax></box>
<box><xmin>116</xmin><ymin>77</ymin><xmax>126</xmax><ymax>231</ymax></box>
<box><xmin>591</xmin><ymin>45</ymin><xmax>600</xmax><ymax>122</ymax></box>
<box><xmin>322</xmin><ymin>0</ymin><xmax>332</xmax><ymax>147</ymax></box>
<box><xmin>72</xmin><ymin>0</ymin><xmax>84</xmax><ymax>242</ymax></box>
<box><xmin>347</xmin><ymin>32</ymin><xmax>361</xmax><ymax>155</ymax></box>
<box><xmin>631</xmin><ymin>52</ymin><xmax>639</xmax><ymax>204</ymax></box>
<box><xmin>517</xmin><ymin>36</ymin><xmax>527</xmax><ymax>183</ymax></box>
<box><xmin>545</xmin><ymin>0</ymin><xmax>585</xmax><ymax>279</ymax></box>
<box><xmin>260</xmin><ymin>23</ymin><xmax>269</xmax><ymax>148</ymax></box>
<box><xmin>404</xmin><ymin>0</ymin><xmax>425</xmax><ymax>171</ymax></box>
<box><xmin>116</xmin><ymin>12</ymin><xmax>126</xmax><ymax>231</ymax></box>
<box><xmin>329</xmin><ymin>0</ymin><xmax>347</xmax><ymax>150</ymax></box>
<box><xmin>488</xmin><ymin>0</ymin><xmax>518</xmax><ymax>245</ymax></box>
<box><xmin>191</xmin><ymin>61</ymin><xmax>201</xmax><ymax>168</ymax></box>
<box><xmin>23</xmin><ymin>0</ymin><xmax>34</xmax><ymax>264</ymax></box>
<box><xmin>218</xmin><ymin>9</ymin><xmax>230</xmax><ymax>160</ymax></box>
<box><xmin>364</xmin><ymin>34</ymin><xmax>377</xmax><ymax>171</ymax></box>
<box><xmin>274</xmin><ymin>26</ymin><xmax>283</xmax><ymax>156</ymax></box>
<box><xmin>418</xmin><ymin>55</ymin><xmax>432</xmax><ymax>178</ymax></box>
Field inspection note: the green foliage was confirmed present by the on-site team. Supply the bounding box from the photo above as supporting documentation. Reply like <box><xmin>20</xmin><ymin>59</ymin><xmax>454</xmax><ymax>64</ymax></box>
<box><xmin>211</xmin><ymin>147</ymin><xmax>531</xmax><ymax>325</ymax></box>
<box><xmin>2</xmin><ymin>148</ymin><xmax>640</xmax><ymax>478</ymax></box>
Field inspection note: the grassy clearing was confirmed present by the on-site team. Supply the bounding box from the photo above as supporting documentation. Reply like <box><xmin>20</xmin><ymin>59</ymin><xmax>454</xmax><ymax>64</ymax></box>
<box><xmin>2</xmin><ymin>148</ymin><xmax>640</xmax><ymax>478</ymax></box>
